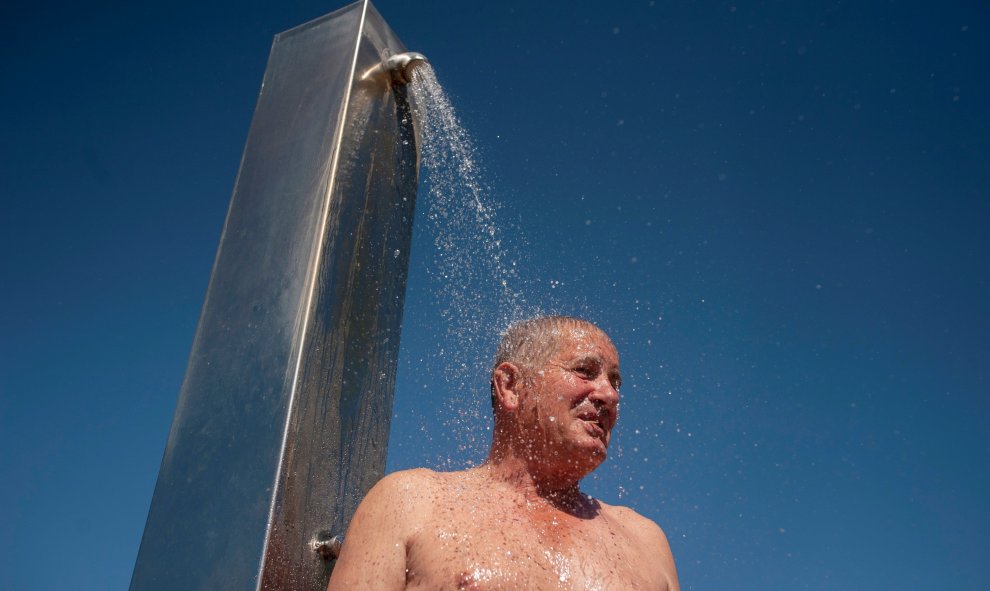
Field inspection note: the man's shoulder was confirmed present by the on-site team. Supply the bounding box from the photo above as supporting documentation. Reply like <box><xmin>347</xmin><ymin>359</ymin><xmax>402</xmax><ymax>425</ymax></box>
<box><xmin>361</xmin><ymin>468</ymin><xmax>478</xmax><ymax>529</ymax></box>
<box><xmin>597</xmin><ymin>499</ymin><xmax>671</xmax><ymax>544</ymax></box>
<box><xmin>366</xmin><ymin>467</ymin><xmax>471</xmax><ymax>505</ymax></box>
<box><xmin>348</xmin><ymin>469</ymin><xmax>443</xmax><ymax>535</ymax></box>
<box><xmin>365</xmin><ymin>468</ymin><xmax>444</xmax><ymax>505</ymax></box>
<box><xmin>374</xmin><ymin>467</ymin><xmax>442</xmax><ymax>488</ymax></box>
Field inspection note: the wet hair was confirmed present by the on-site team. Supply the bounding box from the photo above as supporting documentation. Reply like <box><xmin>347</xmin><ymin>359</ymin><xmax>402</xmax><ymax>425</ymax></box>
<box><xmin>490</xmin><ymin>315</ymin><xmax>606</xmax><ymax>408</ymax></box>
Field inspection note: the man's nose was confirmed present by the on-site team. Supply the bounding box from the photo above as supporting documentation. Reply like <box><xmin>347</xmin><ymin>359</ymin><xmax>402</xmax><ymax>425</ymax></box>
<box><xmin>589</xmin><ymin>375</ymin><xmax>620</xmax><ymax>408</ymax></box>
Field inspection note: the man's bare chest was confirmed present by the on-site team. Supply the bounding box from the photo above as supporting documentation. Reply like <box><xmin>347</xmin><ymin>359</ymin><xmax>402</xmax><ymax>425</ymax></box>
<box><xmin>404</xmin><ymin>503</ymin><xmax>660</xmax><ymax>590</ymax></box>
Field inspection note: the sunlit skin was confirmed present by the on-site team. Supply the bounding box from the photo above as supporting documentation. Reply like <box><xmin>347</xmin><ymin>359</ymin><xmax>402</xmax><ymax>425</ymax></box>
<box><xmin>327</xmin><ymin>323</ymin><xmax>680</xmax><ymax>590</ymax></box>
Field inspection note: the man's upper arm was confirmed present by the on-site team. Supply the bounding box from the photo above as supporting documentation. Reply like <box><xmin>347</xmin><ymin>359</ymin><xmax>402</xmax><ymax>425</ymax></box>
<box><xmin>652</xmin><ymin>521</ymin><xmax>680</xmax><ymax>591</ymax></box>
<box><xmin>615</xmin><ymin>505</ymin><xmax>680</xmax><ymax>591</ymax></box>
<box><xmin>326</xmin><ymin>470</ymin><xmax>428</xmax><ymax>591</ymax></box>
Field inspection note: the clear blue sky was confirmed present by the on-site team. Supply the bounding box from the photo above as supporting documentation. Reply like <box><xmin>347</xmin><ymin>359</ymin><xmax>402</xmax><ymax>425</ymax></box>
<box><xmin>2</xmin><ymin>1</ymin><xmax>988</xmax><ymax>589</ymax></box>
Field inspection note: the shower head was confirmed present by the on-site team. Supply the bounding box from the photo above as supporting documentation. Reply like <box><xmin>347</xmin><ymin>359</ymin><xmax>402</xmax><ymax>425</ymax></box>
<box><xmin>360</xmin><ymin>51</ymin><xmax>428</xmax><ymax>86</ymax></box>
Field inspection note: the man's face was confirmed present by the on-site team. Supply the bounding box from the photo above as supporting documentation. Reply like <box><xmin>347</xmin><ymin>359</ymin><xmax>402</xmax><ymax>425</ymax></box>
<box><xmin>522</xmin><ymin>326</ymin><xmax>621</xmax><ymax>474</ymax></box>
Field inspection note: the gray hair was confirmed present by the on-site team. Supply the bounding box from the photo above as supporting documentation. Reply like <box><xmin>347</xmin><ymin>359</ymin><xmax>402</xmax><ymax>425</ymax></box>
<box><xmin>490</xmin><ymin>315</ymin><xmax>605</xmax><ymax>407</ymax></box>
<box><xmin>493</xmin><ymin>316</ymin><xmax>605</xmax><ymax>370</ymax></box>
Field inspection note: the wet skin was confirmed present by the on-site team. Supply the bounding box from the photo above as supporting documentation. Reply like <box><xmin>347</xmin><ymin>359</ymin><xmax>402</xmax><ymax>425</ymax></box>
<box><xmin>327</xmin><ymin>327</ymin><xmax>679</xmax><ymax>590</ymax></box>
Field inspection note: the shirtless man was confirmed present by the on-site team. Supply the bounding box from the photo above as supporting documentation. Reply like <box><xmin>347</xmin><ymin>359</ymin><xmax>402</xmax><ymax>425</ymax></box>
<box><xmin>327</xmin><ymin>316</ymin><xmax>679</xmax><ymax>590</ymax></box>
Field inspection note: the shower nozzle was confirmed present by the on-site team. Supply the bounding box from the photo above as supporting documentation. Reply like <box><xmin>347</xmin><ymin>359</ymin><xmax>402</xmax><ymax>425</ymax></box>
<box><xmin>361</xmin><ymin>51</ymin><xmax>428</xmax><ymax>86</ymax></box>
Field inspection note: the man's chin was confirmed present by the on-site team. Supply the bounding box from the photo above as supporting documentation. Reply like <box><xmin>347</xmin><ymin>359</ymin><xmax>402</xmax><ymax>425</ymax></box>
<box><xmin>573</xmin><ymin>440</ymin><xmax>609</xmax><ymax>470</ymax></box>
<box><xmin>588</xmin><ymin>434</ymin><xmax>610</xmax><ymax>456</ymax></box>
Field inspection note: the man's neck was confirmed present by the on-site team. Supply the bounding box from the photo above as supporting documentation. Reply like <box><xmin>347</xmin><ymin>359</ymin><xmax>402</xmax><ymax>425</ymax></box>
<box><xmin>481</xmin><ymin>447</ymin><xmax>592</xmax><ymax>513</ymax></box>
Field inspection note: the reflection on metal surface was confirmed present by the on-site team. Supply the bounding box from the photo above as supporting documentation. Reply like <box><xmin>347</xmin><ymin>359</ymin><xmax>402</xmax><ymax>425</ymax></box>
<box><xmin>130</xmin><ymin>2</ymin><xmax>420</xmax><ymax>590</ymax></box>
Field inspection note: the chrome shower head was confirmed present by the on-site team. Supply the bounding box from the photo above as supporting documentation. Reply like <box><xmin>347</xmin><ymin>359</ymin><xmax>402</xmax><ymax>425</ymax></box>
<box><xmin>361</xmin><ymin>51</ymin><xmax>428</xmax><ymax>86</ymax></box>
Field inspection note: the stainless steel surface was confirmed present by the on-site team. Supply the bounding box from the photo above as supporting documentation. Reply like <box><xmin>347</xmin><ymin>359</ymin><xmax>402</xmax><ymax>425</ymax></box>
<box><xmin>130</xmin><ymin>2</ymin><xmax>419</xmax><ymax>590</ymax></box>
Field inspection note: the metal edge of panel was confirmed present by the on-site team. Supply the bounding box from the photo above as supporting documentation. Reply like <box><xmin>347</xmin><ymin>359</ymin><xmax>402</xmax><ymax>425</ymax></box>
<box><xmin>256</xmin><ymin>2</ymin><xmax>421</xmax><ymax>588</ymax></box>
<box><xmin>254</xmin><ymin>0</ymin><xmax>371</xmax><ymax>589</ymax></box>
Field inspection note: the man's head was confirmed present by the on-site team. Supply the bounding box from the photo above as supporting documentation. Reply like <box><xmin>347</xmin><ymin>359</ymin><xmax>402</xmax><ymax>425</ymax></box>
<box><xmin>489</xmin><ymin>316</ymin><xmax>621</xmax><ymax>478</ymax></box>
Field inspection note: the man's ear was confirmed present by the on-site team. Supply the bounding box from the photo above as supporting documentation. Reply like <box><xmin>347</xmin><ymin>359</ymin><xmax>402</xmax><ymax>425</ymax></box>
<box><xmin>492</xmin><ymin>362</ymin><xmax>522</xmax><ymax>411</ymax></box>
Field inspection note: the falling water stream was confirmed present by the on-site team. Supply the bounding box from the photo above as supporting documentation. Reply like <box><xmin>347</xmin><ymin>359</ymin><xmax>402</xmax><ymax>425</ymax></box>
<box><xmin>410</xmin><ymin>65</ymin><xmax>524</xmax><ymax>327</ymax></box>
<box><xmin>406</xmin><ymin>65</ymin><xmax>534</xmax><ymax>464</ymax></box>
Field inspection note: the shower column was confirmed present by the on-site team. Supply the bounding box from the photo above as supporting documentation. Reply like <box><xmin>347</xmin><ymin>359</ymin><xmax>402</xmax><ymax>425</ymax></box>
<box><xmin>130</xmin><ymin>2</ymin><xmax>423</xmax><ymax>589</ymax></box>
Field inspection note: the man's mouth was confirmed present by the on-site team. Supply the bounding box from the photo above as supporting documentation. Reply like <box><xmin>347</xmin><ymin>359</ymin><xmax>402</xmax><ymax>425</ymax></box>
<box><xmin>577</xmin><ymin>412</ymin><xmax>607</xmax><ymax>439</ymax></box>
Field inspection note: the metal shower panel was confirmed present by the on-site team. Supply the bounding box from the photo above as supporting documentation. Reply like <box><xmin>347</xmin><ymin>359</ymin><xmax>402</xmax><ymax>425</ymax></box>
<box><xmin>130</xmin><ymin>2</ymin><xmax>420</xmax><ymax>589</ymax></box>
